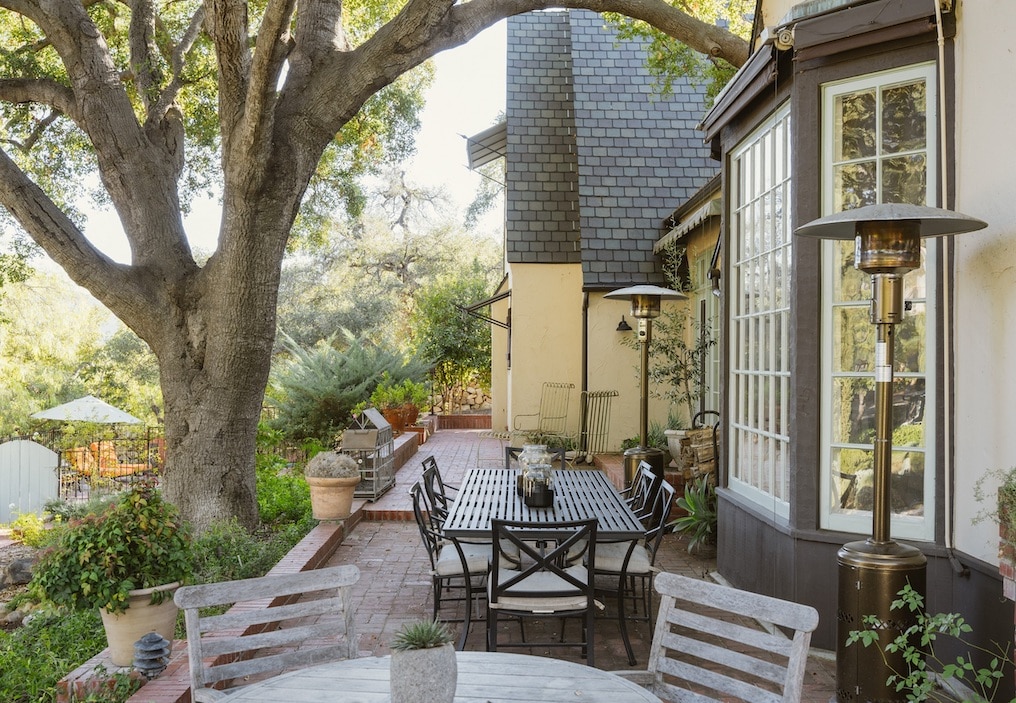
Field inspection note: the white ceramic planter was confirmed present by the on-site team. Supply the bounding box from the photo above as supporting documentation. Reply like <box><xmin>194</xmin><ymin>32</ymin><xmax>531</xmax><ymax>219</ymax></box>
<box><xmin>664</xmin><ymin>429</ymin><xmax>687</xmax><ymax>468</ymax></box>
<box><xmin>390</xmin><ymin>642</ymin><xmax>457</xmax><ymax>703</ymax></box>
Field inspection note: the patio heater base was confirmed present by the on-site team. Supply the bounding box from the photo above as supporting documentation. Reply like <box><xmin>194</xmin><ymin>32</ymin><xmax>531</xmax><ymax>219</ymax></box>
<box><xmin>835</xmin><ymin>539</ymin><xmax>926</xmax><ymax>703</ymax></box>
<box><xmin>623</xmin><ymin>446</ymin><xmax>667</xmax><ymax>489</ymax></box>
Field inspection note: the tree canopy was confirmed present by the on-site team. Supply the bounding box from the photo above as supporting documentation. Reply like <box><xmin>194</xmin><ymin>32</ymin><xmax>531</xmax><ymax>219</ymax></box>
<box><xmin>0</xmin><ymin>0</ymin><xmax>749</xmax><ymax>531</ymax></box>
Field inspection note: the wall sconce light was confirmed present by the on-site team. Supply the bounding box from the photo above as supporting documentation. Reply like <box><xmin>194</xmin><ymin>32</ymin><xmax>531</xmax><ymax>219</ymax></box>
<box><xmin>796</xmin><ymin>202</ymin><xmax>986</xmax><ymax>703</ymax></box>
<box><xmin>616</xmin><ymin>315</ymin><xmax>632</xmax><ymax>332</ymax></box>
<box><xmin>708</xmin><ymin>267</ymin><xmax>721</xmax><ymax>297</ymax></box>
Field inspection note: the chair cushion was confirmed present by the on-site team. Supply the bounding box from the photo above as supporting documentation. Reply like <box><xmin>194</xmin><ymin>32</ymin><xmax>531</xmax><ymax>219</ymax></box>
<box><xmin>489</xmin><ymin>565</ymin><xmax>590</xmax><ymax>612</ymax></box>
<box><xmin>594</xmin><ymin>541</ymin><xmax>651</xmax><ymax>574</ymax></box>
<box><xmin>435</xmin><ymin>541</ymin><xmax>491</xmax><ymax>576</ymax></box>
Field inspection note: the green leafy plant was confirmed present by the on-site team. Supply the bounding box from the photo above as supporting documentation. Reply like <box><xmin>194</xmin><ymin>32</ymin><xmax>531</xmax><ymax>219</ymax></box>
<box><xmin>31</xmin><ymin>483</ymin><xmax>193</xmax><ymax>614</ymax></box>
<box><xmin>391</xmin><ymin>619</ymin><xmax>455</xmax><ymax>651</ymax></box>
<box><xmin>620</xmin><ymin>421</ymin><xmax>669</xmax><ymax>453</ymax></box>
<box><xmin>669</xmin><ymin>475</ymin><xmax>717</xmax><ymax>553</ymax></box>
<box><xmin>847</xmin><ymin>584</ymin><xmax>1012</xmax><ymax>702</ymax></box>
<box><xmin>974</xmin><ymin>466</ymin><xmax>1016</xmax><ymax>538</ymax></box>
<box><xmin>5</xmin><ymin>511</ymin><xmax>46</xmax><ymax>548</ymax></box>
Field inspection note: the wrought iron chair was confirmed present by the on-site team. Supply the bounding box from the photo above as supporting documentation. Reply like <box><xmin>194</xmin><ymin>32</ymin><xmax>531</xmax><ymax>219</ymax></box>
<box><xmin>613</xmin><ymin>571</ymin><xmax>820</xmax><ymax>702</ymax></box>
<box><xmin>594</xmin><ymin>478</ymin><xmax>676</xmax><ymax>665</ymax></box>
<box><xmin>174</xmin><ymin>564</ymin><xmax>359</xmax><ymax>702</ymax></box>
<box><xmin>619</xmin><ymin>461</ymin><xmax>658</xmax><ymax>519</ymax></box>
<box><xmin>410</xmin><ymin>482</ymin><xmax>489</xmax><ymax>649</ymax></box>
<box><xmin>487</xmin><ymin>518</ymin><xmax>600</xmax><ymax>665</ymax></box>
<box><xmin>512</xmin><ymin>381</ymin><xmax>575</xmax><ymax>441</ymax></box>
<box><xmin>421</xmin><ymin>456</ymin><xmax>455</xmax><ymax>523</ymax></box>
<box><xmin>578</xmin><ymin>389</ymin><xmax>618</xmax><ymax>462</ymax></box>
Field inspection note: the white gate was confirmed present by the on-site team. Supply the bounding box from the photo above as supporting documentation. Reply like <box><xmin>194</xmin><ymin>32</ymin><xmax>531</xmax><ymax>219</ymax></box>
<box><xmin>0</xmin><ymin>439</ymin><xmax>59</xmax><ymax>523</ymax></box>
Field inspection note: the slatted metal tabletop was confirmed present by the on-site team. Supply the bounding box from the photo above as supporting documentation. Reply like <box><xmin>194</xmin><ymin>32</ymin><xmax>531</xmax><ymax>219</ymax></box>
<box><xmin>214</xmin><ymin>651</ymin><xmax>663</xmax><ymax>702</ymax></box>
<box><xmin>442</xmin><ymin>468</ymin><xmax>644</xmax><ymax>540</ymax></box>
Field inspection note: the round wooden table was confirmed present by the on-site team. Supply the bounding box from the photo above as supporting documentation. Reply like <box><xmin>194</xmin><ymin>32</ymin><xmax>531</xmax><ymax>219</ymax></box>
<box><xmin>213</xmin><ymin>650</ymin><xmax>663</xmax><ymax>702</ymax></box>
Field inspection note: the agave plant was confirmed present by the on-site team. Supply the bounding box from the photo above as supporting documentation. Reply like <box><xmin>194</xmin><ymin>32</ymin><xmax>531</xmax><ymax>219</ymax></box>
<box><xmin>669</xmin><ymin>475</ymin><xmax>717</xmax><ymax>554</ymax></box>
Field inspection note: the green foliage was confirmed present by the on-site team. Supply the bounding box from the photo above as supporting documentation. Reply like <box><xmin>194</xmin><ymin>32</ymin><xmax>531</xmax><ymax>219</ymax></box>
<box><xmin>370</xmin><ymin>373</ymin><xmax>428</xmax><ymax>410</ymax></box>
<box><xmin>621</xmin><ymin>420</ymin><xmax>669</xmax><ymax>453</ymax></box>
<box><xmin>391</xmin><ymin>619</ymin><xmax>455</xmax><ymax>651</ymax></box>
<box><xmin>974</xmin><ymin>466</ymin><xmax>1016</xmax><ymax>537</ymax></box>
<box><xmin>5</xmin><ymin>511</ymin><xmax>46</xmax><ymax>548</ymax></box>
<box><xmin>604</xmin><ymin>1</ymin><xmax>753</xmax><ymax>104</ymax></box>
<box><xmin>32</xmin><ymin>483</ymin><xmax>193</xmax><ymax>614</ymax></box>
<box><xmin>256</xmin><ymin>450</ymin><xmax>311</xmax><ymax>526</ymax></box>
<box><xmin>411</xmin><ymin>264</ymin><xmax>495</xmax><ymax>411</ymax></box>
<box><xmin>669</xmin><ymin>475</ymin><xmax>717</xmax><ymax>553</ymax></box>
<box><xmin>190</xmin><ymin>518</ymin><xmax>314</xmax><ymax>586</ymax></box>
<box><xmin>267</xmin><ymin>332</ymin><xmax>430</xmax><ymax>444</ymax></box>
<box><xmin>0</xmin><ymin>608</ymin><xmax>135</xmax><ymax>703</ymax></box>
<box><xmin>847</xmin><ymin>584</ymin><xmax>1013</xmax><ymax>702</ymax></box>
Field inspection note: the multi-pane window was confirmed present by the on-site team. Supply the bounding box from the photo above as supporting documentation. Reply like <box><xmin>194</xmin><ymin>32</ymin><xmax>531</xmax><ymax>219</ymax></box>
<box><xmin>728</xmin><ymin>103</ymin><xmax>792</xmax><ymax>518</ymax></box>
<box><xmin>693</xmin><ymin>253</ymin><xmax>721</xmax><ymax>416</ymax></box>
<box><xmin>820</xmin><ymin>63</ymin><xmax>937</xmax><ymax>540</ymax></box>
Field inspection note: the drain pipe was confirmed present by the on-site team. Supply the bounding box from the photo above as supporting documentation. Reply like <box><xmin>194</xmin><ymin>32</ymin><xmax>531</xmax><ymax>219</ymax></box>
<box><xmin>581</xmin><ymin>292</ymin><xmax>590</xmax><ymax>452</ymax></box>
<box><xmin>934</xmin><ymin>0</ymin><xmax>967</xmax><ymax>576</ymax></box>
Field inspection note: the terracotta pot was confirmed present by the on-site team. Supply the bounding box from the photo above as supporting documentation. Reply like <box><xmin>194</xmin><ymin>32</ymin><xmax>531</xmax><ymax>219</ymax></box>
<box><xmin>99</xmin><ymin>582</ymin><xmax>179</xmax><ymax>667</ymax></box>
<box><xmin>382</xmin><ymin>407</ymin><xmax>407</xmax><ymax>435</ymax></box>
<box><xmin>307</xmin><ymin>475</ymin><xmax>360</xmax><ymax>520</ymax></box>
<box><xmin>403</xmin><ymin>403</ymin><xmax>420</xmax><ymax>427</ymax></box>
<box><xmin>391</xmin><ymin>642</ymin><xmax>457</xmax><ymax>703</ymax></box>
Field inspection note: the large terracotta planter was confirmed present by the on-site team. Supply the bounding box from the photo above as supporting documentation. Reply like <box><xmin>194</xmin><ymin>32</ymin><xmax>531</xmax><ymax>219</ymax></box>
<box><xmin>307</xmin><ymin>475</ymin><xmax>360</xmax><ymax>520</ymax></box>
<box><xmin>99</xmin><ymin>582</ymin><xmax>179</xmax><ymax>667</ymax></box>
<box><xmin>391</xmin><ymin>642</ymin><xmax>457</xmax><ymax>703</ymax></box>
<box><xmin>382</xmin><ymin>406</ymin><xmax>407</xmax><ymax>435</ymax></box>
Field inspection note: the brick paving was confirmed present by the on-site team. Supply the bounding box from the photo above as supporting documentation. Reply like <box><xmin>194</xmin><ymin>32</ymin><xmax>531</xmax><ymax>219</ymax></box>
<box><xmin>331</xmin><ymin>428</ymin><xmax>838</xmax><ymax>701</ymax></box>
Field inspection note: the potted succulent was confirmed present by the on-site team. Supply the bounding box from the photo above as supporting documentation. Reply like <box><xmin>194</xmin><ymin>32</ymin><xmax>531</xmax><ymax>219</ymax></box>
<box><xmin>31</xmin><ymin>483</ymin><xmax>192</xmax><ymax>666</ymax></box>
<box><xmin>304</xmin><ymin>450</ymin><xmax>361</xmax><ymax>520</ymax></box>
<box><xmin>390</xmin><ymin>619</ymin><xmax>457</xmax><ymax>703</ymax></box>
<box><xmin>669</xmin><ymin>474</ymin><xmax>718</xmax><ymax>556</ymax></box>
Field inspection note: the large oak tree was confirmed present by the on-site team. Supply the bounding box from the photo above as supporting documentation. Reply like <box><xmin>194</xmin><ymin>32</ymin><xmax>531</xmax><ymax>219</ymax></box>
<box><xmin>0</xmin><ymin>0</ymin><xmax>748</xmax><ymax>531</ymax></box>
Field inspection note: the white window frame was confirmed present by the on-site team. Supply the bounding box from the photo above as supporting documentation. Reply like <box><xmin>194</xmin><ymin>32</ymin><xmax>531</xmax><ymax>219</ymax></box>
<box><xmin>693</xmin><ymin>252</ymin><xmax>721</xmax><ymax>416</ymax></box>
<box><xmin>727</xmin><ymin>103</ymin><xmax>792</xmax><ymax>520</ymax></box>
<box><xmin>819</xmin><ymin>63</ymin><xmax>938</xmax><ymax>541</ymax></box>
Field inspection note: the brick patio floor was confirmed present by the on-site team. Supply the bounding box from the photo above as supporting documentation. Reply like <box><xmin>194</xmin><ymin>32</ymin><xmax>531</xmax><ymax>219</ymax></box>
<box><xmin>332</xmin><ymin>428</ymin><xmax>838</xmax><ymax>701</ymax></box>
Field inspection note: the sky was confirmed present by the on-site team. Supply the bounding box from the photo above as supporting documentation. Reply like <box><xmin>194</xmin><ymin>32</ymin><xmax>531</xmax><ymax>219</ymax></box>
<box><xmin>80</xmin><ymin>21</ymin><xmax>507</xmax><ymax>264</ymax></box>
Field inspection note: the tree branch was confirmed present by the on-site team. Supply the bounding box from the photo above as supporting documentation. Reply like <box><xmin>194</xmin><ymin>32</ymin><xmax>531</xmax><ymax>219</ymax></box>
<box><xmin>206</xmin><ymin>0</ymin><xmax>253</xmax><ymax>147</ymax></box>
<box><xmin>0</xmin><ymin>78</ymin><xmax>79</xmax><ymax>120</ymax></box>
<box><xmin>128</xmin><ymin>0</ymin><xmax>163</xmax><ymax>112</ymax></box>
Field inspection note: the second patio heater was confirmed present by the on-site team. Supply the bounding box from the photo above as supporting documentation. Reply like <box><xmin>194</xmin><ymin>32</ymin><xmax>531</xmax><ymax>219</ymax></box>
<box><xmin>796</xmin><ymin>203</ymin><xmax>986</xmax><ymax>702</ymax></box>
<box><xmin>605</xmin><ymin>284</ymin><xmax>687</xmax><ymax>486</ymax></box>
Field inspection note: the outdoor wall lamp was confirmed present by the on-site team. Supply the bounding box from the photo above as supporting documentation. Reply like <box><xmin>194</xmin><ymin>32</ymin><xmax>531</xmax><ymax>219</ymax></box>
<box><xmin>605</xmin><ymin>284</ymin><xmax>686</xmax><ymax>486</ymax></box>
<box><xmin>616</xmin><ymin>315</ymin><xmax>633</xmax><ymax>332</ymax></box>
<box><xmin>796</xmin><ymin>202</ymin><xmax>986</xmax><ymax>703</ymax></box>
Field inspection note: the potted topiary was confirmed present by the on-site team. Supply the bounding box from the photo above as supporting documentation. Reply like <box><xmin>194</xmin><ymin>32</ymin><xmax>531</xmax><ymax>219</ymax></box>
<box><xmin>31</xmin><ymin>483</ymin><xmax>192</xmax><ymax>666</ymax></box>
<box><xmin>402</xmin><ymin>378</ymin><xmax>430</xmax><ymax>427</ymax></box>
<box><xmin>390</xmin><ymin>619</ymin><xmax>457</xmax><ymax>703</ymax></box>
<box><xmin>371</xmin><ymin>372</ymin><xmax>408</xmax><ymax>434</ymax></box>
<box><xmin>304</xmin><ymin>450</ymin><xmax>361</xmax><ymax>520</ymax></box>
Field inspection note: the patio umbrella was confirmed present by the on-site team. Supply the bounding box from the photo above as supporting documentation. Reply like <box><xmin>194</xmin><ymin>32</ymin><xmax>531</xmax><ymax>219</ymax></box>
<box><xmin>31</xmin><ymin>395</ymin><xmax>143</xmax><ymax>424</ymax></box>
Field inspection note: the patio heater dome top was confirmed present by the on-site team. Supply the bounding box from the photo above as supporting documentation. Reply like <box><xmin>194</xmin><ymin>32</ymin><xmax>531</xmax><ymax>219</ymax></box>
<box><xmin>604</xmin><ymin>284</ymin><xmax>688</xmax><ymax>301</ymax></box>
<box><xmin>795</xmin><ymin>202</ymin><xmax>988</xmax><ymax>240</ymax></box>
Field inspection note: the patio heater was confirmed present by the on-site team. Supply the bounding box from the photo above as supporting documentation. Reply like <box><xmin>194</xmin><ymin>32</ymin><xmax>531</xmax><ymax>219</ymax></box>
<box><xmin>796</xmin><ymin>203</ymin><xmax>986</xmax><ymax>702</ymax></box>
<box><xmin>605</xmin><ymin>284</ymin><xmax>687</xmax><ymax>486</ymax></box>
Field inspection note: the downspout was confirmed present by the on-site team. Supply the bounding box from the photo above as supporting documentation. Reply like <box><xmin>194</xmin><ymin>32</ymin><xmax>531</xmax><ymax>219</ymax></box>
<box><xmin>935</xmin><ymin>0</ymin><xmax>966</xmax><ymax>575</ymax></box>
<box><xmin>581</xmin><ymin>292</ymin><xmax>590</xmax><ymax>452</ymax></box>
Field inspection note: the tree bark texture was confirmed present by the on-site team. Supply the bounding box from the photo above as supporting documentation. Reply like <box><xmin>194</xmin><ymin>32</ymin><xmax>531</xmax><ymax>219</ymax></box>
<box><xmin>0</xmin><ymin>0</ymin><xmax>748</xmax><ymax>532</ymax></box>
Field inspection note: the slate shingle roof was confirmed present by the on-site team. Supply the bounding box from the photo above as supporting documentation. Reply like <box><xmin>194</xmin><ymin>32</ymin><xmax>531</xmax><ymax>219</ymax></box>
<box><xmin>506</xmin><ymin>10</ymin><xmax>717</xmax><ymax>288</ymax></box>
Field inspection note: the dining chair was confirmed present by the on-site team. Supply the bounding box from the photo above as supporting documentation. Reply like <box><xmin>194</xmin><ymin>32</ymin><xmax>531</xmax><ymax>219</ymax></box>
<box><xmin>613</xmin><ymin>571</ymin><xmax>820</xmax><ymax>703</ymax></box>
<box><xmin>594</xmin><ymin>478</ymin><xmax>676</xmax><ymax>665</ymax></box>
<box><xmin>410</xmin><ymin>481</ymin><xmax>489</xmax><ymax>649</ymax></box>
<box><xmin>487</xmin><ymin>518</ymin><xmax>600</xmax><ymax>665</ymax></box>
<box><xmin>619</xmin><ymin>461</ymin><xmax>657</xmax><ymax>519</ymax></box>
<box><xmin>174</xmin><ymin>563</ymin><xmax>359</xmax><ymax>702</ymax></box>
<box><xmin>421</xmin><ymin>459</ymin><xmax>452</xmax><ymax>523</ymax></box>
<box><xmin>504</xmin><ymin>445</ymin><xmax>568</xmax><ymax>470</ymax></box>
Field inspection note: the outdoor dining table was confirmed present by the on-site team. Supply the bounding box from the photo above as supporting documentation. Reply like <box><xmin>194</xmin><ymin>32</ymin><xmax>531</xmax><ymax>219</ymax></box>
<box><xmin>441</xmin><ymin>467</ymin><xmax>645</xmax><ymax>540</ymax></box>
<box><xmin>210</xmin><ymin>650</ymin><xmax>664</xmax><ymax>702</ymax></box>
